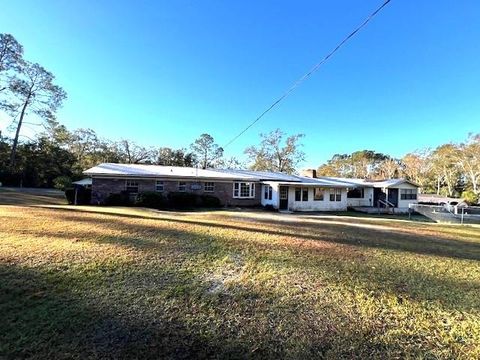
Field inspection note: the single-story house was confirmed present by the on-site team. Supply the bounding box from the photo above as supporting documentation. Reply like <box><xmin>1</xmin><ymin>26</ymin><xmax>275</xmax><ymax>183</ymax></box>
<box><xmin>319</xmin><ymin>176</ymin><xmax>421</xmax><ymax>212</ymax></box>
<box><xmin>84</xmin><ymin>164</ymin><xmax>419</xmax><ymax>212</ymax></box>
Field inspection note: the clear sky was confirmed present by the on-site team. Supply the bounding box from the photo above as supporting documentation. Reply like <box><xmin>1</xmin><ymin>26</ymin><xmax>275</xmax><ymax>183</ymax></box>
<box><xmin>1</xmin><ymin>0</ymin><xmax>479</xmax><ymax>167</ymax></box>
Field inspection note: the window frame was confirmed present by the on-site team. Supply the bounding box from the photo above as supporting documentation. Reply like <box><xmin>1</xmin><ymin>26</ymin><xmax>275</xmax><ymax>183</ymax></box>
<box><xmin>329</xmin><ymin>188</ymin><xmax>342</xmax><ymax>202</ymax></box>
<box><xmin>302</xmin><ymin>188</ymin><xmax>309</xmax><ymax>202</ymax></box>
<box><xmin>264</xmin><ymin>185</ymin><xmax>273</xmax><ymax>200</ymax></box>
<box><xmin>178</xmin><ymin>181</ymin><xmax>187</xmax><ymax>192</ymax></box>
<box><xmin>204</xmin><ymin>182</ymin><xmax>215</xmax><ymax>192</ymax></box>
<box><xmin>233</xmin><ymin>182</ymin><xmax>255</xmax><ymax>199</ymax></box>
<box><xmin>155</xmin><ymin>180</ymin><xmax>164</xmax><ymax>192</ymax></box>
<box><xmin>400</xmin><ymin>188</ymin><xmax>417</xmax><ymax>200</ymax></box>
<box><xmin>295</xmin><ymin>187</ymin><xmax>309</xmax><ymax>202</ymax></box>
<box><xmin>313</xmin><ymin>188</ymin><xmax>324</xmax><ymax>201</ymax></box>
<box><xmin>347</xmin><ymin>188</ymin><xmax>364</xmax><ymax>199</ymax></box>
<box><xmin>295</xmin><ymin>188</ymin><xmax>301</xmax><ymax>202</ymax></box>
<box><xmin>125</xmin><ymin>179</ymin><xmax>139</xmax><ymax>193</ymax></box>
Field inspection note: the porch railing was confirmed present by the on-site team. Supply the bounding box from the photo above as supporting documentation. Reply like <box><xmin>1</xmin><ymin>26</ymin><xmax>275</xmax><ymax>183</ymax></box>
<box><xmin>377</xmin><ymin>199</ymin><xmax>395</xmax><ymax>214</ymax></box>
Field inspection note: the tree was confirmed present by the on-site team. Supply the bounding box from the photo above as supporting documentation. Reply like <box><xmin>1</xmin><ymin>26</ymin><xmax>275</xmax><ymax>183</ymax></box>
<box><xmin>317</xmin><ymin>154</ymin><xmax>350</xmax><ymax>177</ymax></box>
<box><xmin>455</xmin><ymin>134</ymin><xmax>480</xmax><ymax>194</ymax></box>
<box><xmin>6</xmin><ymin>61</ymin><xmax>66</xmax><ymax>167</ymax></box>
<box><xmin>462</xmin><ymin>190</ymin><xmax>479</xmax><ymax>205</ymax></box>
<box><xmin>401</xmin><ymin>151</ymin><xmax>430</xmax><ymax>186</ymax></box>
<box><xmin>0</xmin><ymin>33</ymin><xmax>23</xmax><ymax>92</ymax></box>
<box><xmin>43</xmin><ymin>126</ymin><xmax>122</xmax><ymax>173</ymax></box>
<box><xmin>316</xmin><ymin>150</ymin><xmax>389</xmax><ymax>178</ymax></box>
<box><xmin>25</xmin><ymin>136</ymin><xmax>76</xmax><ymax>187</ymax></box>
<box><xmin>431</xmin><ymin>144</ymin><xmax>460</xmax><ymax>196</ymax></box>
<box><xmin>69</xmin><ymin>128</ymin><xmax>99</xmax><ymax>167</ymax></box>
<box><xmin>350</xmin><ymin>150</ymin><xmax>389</xmax><ymax>178</ymax></box>
<box><xmin>244</xmin><ymin>129</ymin><xmax>305</xmax><ymax>174</ymax></box>
<box><xmin>157</xmin><ymin>147</ymin><xmax>196</xmax><ymax>167</ymax></box>
<box><xmin>190</xmin><ymin>133</ymin><xmax>223</xmax><ymax>169</ymax></box>
<box><xmin>115</xmin><ymin>139</ymin><xmax>155</xmax><ymax>164</ymax></box>
<box><xmin>376</xmin><ymin>158</ymin><xmax>401</xmax><ymax>179</ymax></box>
<box><xmin>215</xmin><ymin>156</ymin><xmax>245</xmax><ymax>169</ymax></box>
<box><xmin>0</xmin><ymin>134</ymin><xmax>75</xmax><ymax>187</ymax></box>
<box><xmin>0</xmin><ymin>133</ymin><xmax>11</xmax><ymax>176</ymax></box>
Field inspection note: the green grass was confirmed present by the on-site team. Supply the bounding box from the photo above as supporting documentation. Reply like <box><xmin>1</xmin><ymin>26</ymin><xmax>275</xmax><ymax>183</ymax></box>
<box><xmin>1</xmin><ymin>204</ymin><xmax>480</xmax><ymax>359</ymax></box>
<box><xmin>0</xmin><ymin>187</ymin><xmax>67</xmax><ymax>205</ymax></box>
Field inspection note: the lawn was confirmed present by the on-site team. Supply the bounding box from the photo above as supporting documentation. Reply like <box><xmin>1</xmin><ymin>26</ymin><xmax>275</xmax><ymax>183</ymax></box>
<box><xmin>0</xmin><ymin>187</ymin><xmax>67</xmax><ymax>205</ymax></box>
<box><xmin>1</xmin><ymin>203</ymin><xmax>480</xmax><ymax>359</ymax></box>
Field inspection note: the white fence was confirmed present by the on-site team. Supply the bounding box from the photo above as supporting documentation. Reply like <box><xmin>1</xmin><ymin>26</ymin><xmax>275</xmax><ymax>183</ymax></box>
<box><xmin>409</xmin><ymin>204</ymin><xmax>480</xmax><ymax>225</ymax></box>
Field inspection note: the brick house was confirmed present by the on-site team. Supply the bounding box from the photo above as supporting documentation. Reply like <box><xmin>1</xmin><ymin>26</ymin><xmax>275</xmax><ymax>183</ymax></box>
<box><xmin>84</xmin><ymin>163</ymin><xmax>419</xmax><ymax>212</ymax></box>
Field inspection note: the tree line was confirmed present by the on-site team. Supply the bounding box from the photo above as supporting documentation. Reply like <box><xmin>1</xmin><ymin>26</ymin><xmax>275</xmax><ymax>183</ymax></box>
<box><xmin>316</xmin><ymin>135</ymin><xmax>480</xmax><ymax>203</ymax></box>
<box><xmin>0</xmin><ymin>120</ymin><xmax>303</xmax><ymax>188</ymax></box>
<box><xmin>0</xmin><ymin>33</ymin><xmax>305</xmax><ymax>187</ymax></box>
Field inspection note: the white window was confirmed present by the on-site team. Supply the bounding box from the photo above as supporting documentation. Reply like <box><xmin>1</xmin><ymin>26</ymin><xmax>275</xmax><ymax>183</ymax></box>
<box><xmin>204</xmin><ymin>182</ymin><xmax>215</xmax><ymax>192</ymax></box>
<box><xmin>233</xmin><ymin>182</ymin><xmax>255</xmax><ymax>198</ymax></box>
<box><xmin>125</xmin><ymin>180</ymin><xmax>139</xmax><ymax>193</ymax></box>
<box><xmin>314</xmin><ymin>188</ymin><xmax>324</xmax><ymax>201</ymax></box>
<box><xmin>295</xmin><ymin>187</ymin><xmax>309</xmax><ymax>202</ymax></box>
<box><xmin>329</xmin><ymin>188</ymin><xmax>342</xmax><ymax>202</ymax></box>
<box><xmin>400</xmin><ymin>189</ymin><xmax>417</xmax><ymax>200</ymax></box>
<box><xmin>155</xmin><ymin>180</ymin><xmax>164</xmax><ymax>192</ymax></box>
<box><xmin>264</xmin><ymin>185</ymin><xmax>273</xmax><ymax>200</ymax></box>
<box><xmin>347</xmin><ymin>188</ymin><xmax>364</xmax><ymax>198</ymax></box>
<box><xmin>178</xmin><ymin>181</ymin><xmax>186</xmax><ymax>192</ymax></box>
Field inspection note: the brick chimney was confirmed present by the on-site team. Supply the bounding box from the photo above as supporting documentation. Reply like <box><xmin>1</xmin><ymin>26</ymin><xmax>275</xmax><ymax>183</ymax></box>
<box><xmin>301</xmin><ymin>169</ymin><xmax>317</xmax><ymax>178</ymax></box>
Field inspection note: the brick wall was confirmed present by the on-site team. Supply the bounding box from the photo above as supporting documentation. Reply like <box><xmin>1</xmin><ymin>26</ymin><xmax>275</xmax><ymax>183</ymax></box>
<box><xmin>91</xmin><ymin>177</ymin><xmax>262</xmax><ymax>207</ymax></box>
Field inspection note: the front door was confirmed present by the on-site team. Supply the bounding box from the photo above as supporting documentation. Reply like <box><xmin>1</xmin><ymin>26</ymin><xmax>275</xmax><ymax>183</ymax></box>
<box><xmin>279</xmin><ymin>186</ymin><xmax>289</xmax><ymax>210</ymax></box>
<box><xmin>373</xmin><ymin>188</ymin><xmax>386</xmax><ymax>207</ymax></box>
<box><xmin>388</xmin><ymin>188</ymin><xmax>399</xmax><ymax>207</ymax></box>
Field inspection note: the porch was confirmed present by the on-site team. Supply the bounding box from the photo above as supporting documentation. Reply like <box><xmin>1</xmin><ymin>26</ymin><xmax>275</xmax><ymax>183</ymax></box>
<box><xmin>261</xmin><ymin>182</ymin><xmax>350</xmax><ymax>212</ymax></box>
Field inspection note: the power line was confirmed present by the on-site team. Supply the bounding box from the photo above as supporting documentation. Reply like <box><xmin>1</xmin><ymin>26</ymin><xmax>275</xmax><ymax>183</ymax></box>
<box><xmin>223</xmin><ymin>0</ymin><xmax>392</xmax><ymax>149</ymax></box>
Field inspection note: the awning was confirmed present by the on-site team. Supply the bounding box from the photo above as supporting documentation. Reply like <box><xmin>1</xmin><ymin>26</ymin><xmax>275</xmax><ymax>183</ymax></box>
<box><xmin>72</xmin><ymin>178</ymin><xmax>92</xmax><ymax>186</ymax></box>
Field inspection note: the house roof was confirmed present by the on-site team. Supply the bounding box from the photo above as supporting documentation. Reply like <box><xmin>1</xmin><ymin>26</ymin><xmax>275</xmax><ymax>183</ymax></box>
<box><xmin>84</xmin><ymin>163</ymin><xmax>259</xmax><ymax>180</ymax></box>
<box><xmin>213</xmin><ymin>169</ymin><xmax>305</xmax><ymax>182</ymax></box>
<box><xmin>267</xmin><ymin>177</ymin><xmax>360</xmax><ymax>188</ymax></box>
<box><xmin>83</xmin><ymin>163</ymin><xmax>357</xmax><ymax>187</ymax></box>
<box><xmin>317</xmin><ymin>177</ymin><xmax>420</xmax><ymax>188</ymax></box>
<box><xmin>84</xmin><ymin>163</ymin><xmax>413</xmax><ymax>188</ymax></box>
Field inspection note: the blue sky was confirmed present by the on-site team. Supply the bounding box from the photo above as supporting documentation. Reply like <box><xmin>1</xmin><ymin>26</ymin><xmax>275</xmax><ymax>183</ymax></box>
<box><xmin>1</xmin><ymin>0</ymin><xmax>479</xmax><ymax>167</ymax></box>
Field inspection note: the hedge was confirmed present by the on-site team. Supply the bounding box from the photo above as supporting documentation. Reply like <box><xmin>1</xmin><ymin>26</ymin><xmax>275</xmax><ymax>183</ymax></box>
<box><xmin>135</xmin><ymin>191</ymin><xmax>168</xmax><ymax>209</ymax></box>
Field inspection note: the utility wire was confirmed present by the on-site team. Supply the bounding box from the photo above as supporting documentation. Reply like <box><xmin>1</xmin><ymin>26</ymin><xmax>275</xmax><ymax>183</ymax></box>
<box><xmin>223</xmin><ymin>0</ymin><xmax>392</xmax><ymax>149</ymax></box>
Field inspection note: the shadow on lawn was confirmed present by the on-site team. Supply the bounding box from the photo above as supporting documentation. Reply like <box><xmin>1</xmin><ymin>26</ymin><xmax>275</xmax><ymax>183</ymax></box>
<box><xmin>53</xmin><ymin>207</ymin><xmax>480</xmax><ymax>262</ymax></box>
<box><xmin>0</xmin><ymin>260</ymin><xmax>415</xmax><ymax>359</ymax></box>
<box><xmin>25</xmin><ymin>208</ymin><xmax>480</xmax><ymax>314</ymax></box>
<box><xmin>0</xmin><ymin>262</ymin><xmax>260</xmax><ymax>359</ymax></box>
<box><xmin>5</xmin><ymin>205</ymin><xmax>480</xmax><ymax>358</ymax></box>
